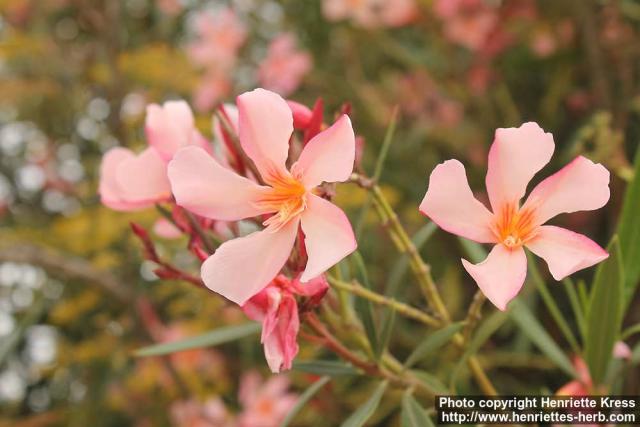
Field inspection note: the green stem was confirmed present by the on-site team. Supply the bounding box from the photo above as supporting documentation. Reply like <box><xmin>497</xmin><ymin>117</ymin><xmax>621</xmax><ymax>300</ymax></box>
<box><xmin>349</xmin><ymin>173</ymin><xmax>498</xmax><ymax>396</ymax></box>
<box><xmin>329</xmin><ymin>277</ymin><xmax>440</xmax><ymax>327</ymax></box>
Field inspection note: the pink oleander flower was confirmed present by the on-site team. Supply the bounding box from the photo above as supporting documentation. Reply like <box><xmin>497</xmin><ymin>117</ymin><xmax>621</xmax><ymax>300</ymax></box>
<box><xmin>99</xmin><ymin>101</ymin><xmax>209</xmax><ymax>211</ymax></box>
<box><xmin>237</xmin><ymin>371</ymin><xmax>298</xmax><ymax>427</ymax></box>
<box><xmin>188</xmin><ymin>8</ymin><xmax>247</xmax><ymax>70</ymax></box>
<box><xmin>193</xmin><ymin>70</ymin><xmax>233</xmax><ymax>112</ymax></box>
<box><xmin>258</xmin><ymin>33</ymin><xmax>312</xmax><ymax>97</ymax></box>
<box><xmin>434</xmin><ymin>0</ymin><xmax>498</xmax><ymax>51</ymax></box>
<box><xmin>168</xmin><ymin>88</ymin><xmax>357</xmax><ymax>305</ymax></box>
<box><xmin>323</xmin><ymin>0</ymin><xmax>417</xmax><ymax>28</ymax></box>
<box><xmin>557</xmin><ymin>341</ymin><xmax>631</xmax><ymax>397</ymax></box>
<box><xmin>419</xmin><ymin>122</ymin><xmax>610</xmax><ymax>310</ymax></box>
<box><xmin>170</xmin><ymin>397</ymin><xmax>234</xmax><ymax>427</ymax></box>
<box><xmin>242</xmin><ymin>274</ymin><xmax>329</xmax><ymax>372</ymax></box>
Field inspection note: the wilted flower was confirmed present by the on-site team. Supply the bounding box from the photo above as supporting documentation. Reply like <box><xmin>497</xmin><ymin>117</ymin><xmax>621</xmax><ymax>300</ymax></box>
<box><xmin>242</xmin><ymin>274</ymin><xmax>329</xmax><ymax>372</ymax></box>
<box><xmin>420</xmin><ymin>122</ymin><xmax>610</xmax><ymax>310</ymax></box>
<box><xmin>168</xmin><ymin>89</ymin><xmax>357</xmax><ymax>305</ymax></box>
<box><xmin>99</xmin><ymin>101</ymin><xmax>208</xmax><ymax>211</ymax></box>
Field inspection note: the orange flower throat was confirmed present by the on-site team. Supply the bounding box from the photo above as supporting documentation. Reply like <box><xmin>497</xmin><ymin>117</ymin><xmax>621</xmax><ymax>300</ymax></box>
<box><xmin>492</xmin><ymin>203</ymin><xmax>537</xmax><ymax>249</ymax></box>
<box><xmin>257</xmin><ymin>172</ymin><xmax>307</xmax><ymax>231</ymax></box>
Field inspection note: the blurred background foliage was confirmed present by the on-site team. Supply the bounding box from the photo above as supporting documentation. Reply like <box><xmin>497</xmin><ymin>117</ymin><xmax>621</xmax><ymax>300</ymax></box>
<box><xmin>0</xmin><ymin>0</ymin><xmax>640</xmax><ymax>425</ymax></box>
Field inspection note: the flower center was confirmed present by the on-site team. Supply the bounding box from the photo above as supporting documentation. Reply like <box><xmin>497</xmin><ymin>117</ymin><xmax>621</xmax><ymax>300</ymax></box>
<box><xmin>492</xmin><ymin>203</ymin><xmax>536</xmax><ymax>249</ymax></box>
<box><xmin>258</xmin><ymin>172</ymin><xmax>307</xmax><ymax>231</ymax></box>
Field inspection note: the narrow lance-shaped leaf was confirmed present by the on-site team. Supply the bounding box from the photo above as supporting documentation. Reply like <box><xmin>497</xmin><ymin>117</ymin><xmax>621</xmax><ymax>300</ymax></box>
<box><xmin>351</xmin><ymin>251</ymin><xmax>379</xmax><ymax>354</ymax></box>
<box><xmin>404</xmin><ymin>322</ymin><xmax>464</xmax><ymax>369</ymax></box>
<box><xmin>340</xmin><ymin>381</ymin><xmax>388</xmax><ymax>427</ymax></box>
<box><xmin>509</xmin><ymin>299</ymin><xmax>576</xmax><ymax>378</ymax></box>
<box><xmin>280</xmin><ymin>376</ymin><xmax>331</xmax><ymax>427</ymax></box>
<box><xmin>617</xmin><ymin>148</ymin><xmax>640</xmax><ymax>306</ymax></box>
<box><xmin>585</xmin><ymin>236</ymin><xmax>624</xmax><ymax>385</ymax></box>
<box><xmin>401</xmin><ymin>391</ymin><xmax>435</xmax><ymax>427</ymax></box>
<box><xmin>375</xmin><ymin>308</ymin><xmax>396</xmax><ymax>360</ymax></box>
<box><xmin>292</xmin><ymin>360</ymin><xmax>360</xmax><ymax>377</ymax></box>
<box><xmin>134</xmin><ymin>323</ymin><xmax>260</xmax><ymax>357</ymax></box>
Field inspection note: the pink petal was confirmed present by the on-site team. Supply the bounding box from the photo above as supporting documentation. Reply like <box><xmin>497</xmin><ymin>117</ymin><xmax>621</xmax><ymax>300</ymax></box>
<box><xmin>153</xmin><ymin>218</ymin><xmax>182</xmax><ymax>239</ymax></box>
<box><xmin>525</xmin><ymin>226</ymin><xmax>608</xmax><ymax>280</ymax></box>
<box><xmin>168</xmin><ymin>146</ymin><xmax>271</xmax><ymax>221</ymax></box>
<box><xmin>263</xmin><ymin>293</ymin><xmax>299</xmax><ymax>373</ymax></box>
<box><xmin>419</xmin><ymin>159</ymin><xmax>496</xmax><ymax>243</ymax></box>
<box><xmin>521</xmin><ymin>156</ymin><xmax>610</xmax><ymax>225</ymax></box>
<box><xmin>99</xmin><ymin>147</ymin><xmax>150</xmax><ymax>211</ymax></box>
<box><xmin>287</xmin><ymin>100</ymin><xmax>313</xmax><ymax>129</ymax></box>
<box><xmin>237</xmin><ymin>89</ymin><xmax>293</xmax><ymax>182</ymax></box>
<box><xmin>146</xmin><ymin>101</ymin><xmax>207</xmax><ymax>161</ymax></box>
<box><xmin>292</xmin><ymin>115</ymin><xmax>355</xmax><ymax>188</ymax></box>
<box><xmin>200</xmin><ymin>218</ymin><xmax>299</xmax><ymax>305</ymax></box>
<box><xmin>299</xmin><ymin>194</ymin><xmax>357</xmax><ymax>282</ymax></box>
<box><xmin>113</xmin><ymin>147</ymin><xmax>172</xmax><ymax>205</ymax></box>
<box><xmin>485</xmin><ymin>122</ymin><xmax>554</xmax><ymax>211</ymax></box>
<box><xmin>613</xmin><ymin>341</ymin><xmax>632</xmax><ymax>360</ymax></box>
<box><xmin>462</xmin><ymin>244</ymin><xmax>527</xmax><ymax>311</ymax></box>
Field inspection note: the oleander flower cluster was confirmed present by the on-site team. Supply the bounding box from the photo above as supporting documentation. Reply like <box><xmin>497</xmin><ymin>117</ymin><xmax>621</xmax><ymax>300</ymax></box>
<box><xmin>100</xmin><ymin>88</ymin><xmax>357</xmax><ymax>372</ymax></box>
<box><xmin>99</xmin><ymin>87</ymin><xmax>611</xmax><ymax>375</ymax></box>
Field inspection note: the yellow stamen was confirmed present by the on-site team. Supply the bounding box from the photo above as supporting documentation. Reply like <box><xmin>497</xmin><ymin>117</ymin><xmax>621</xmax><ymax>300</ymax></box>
<box><xmin>492</xmin><ymin>203</ymin><xmax>537</xmax><ymax>249</ymax></box>
<box><xmin>255</xmin><ymin>171</ymin><xmax>307</xmax><ymax>231</ymax></box>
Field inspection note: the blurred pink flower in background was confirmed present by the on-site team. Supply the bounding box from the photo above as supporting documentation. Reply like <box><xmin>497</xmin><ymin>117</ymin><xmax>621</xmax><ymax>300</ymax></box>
<box><xmin>258</xmin><ymin>33</ymin><xmax>312</xmax><ymax>97</ymax></box>
<box><xmin>237</xmin><ymin>371</ymin><xmax>298</xmax><ymax>427</ymax></box>
<box><xmin>99</xmin><ymin>100</ymin><xmax>208</xmax><ymax>211</ymax></box>
<box><xmin>243</xmin><ymin>274</ymin><xmax>329</xmax><ymax>372</ymax></box>
<box><xmin>168</xmin><ymin>89</ymin><xmax>357</xmax><ymax>306</ymax></box>
<box><xmin>323</xmin><ymin>0</ymin><xmax>417</xmax><ymax>28</ymax></box>
<box><xmin>557</xmin><ymin>341</ymin><xmax>632</xmax><ymax>397</ymax></box>
<box><xmin>396</xmin><ymin>71</ymin><xmax>463</xmax><ymax>128</ymax></box>
<box><xmin>171</xmin><ymin>398</ymin><xmax>233</xmax><ymax>427</ymax></box>
<box><xmin>188</xmin><ymin>8</ymin><xmax>246</xmax><ymax>69</ymax></box>
<box><xmin>157</xmin><ymin>0</ymin><xmax>183</xmax><ymax>16</ymax></box>
<box><xmin>420</xmin><ymin>122</ymin><xmax>610</xmax><ymax>310</ymax></box>
<box><xmin>188</xmin><ymin>8</ymin><xmax>247</xmax><ymax>111</ymax></box>
<box><xmin>193</xmin><ymin>70</ymin><xmax>233</xmax><ymax>112</ymax></box>
<box><xmin>434</xmin><ymin>0</ymin><xmax>498</xmax><ymax>51</ymax></box>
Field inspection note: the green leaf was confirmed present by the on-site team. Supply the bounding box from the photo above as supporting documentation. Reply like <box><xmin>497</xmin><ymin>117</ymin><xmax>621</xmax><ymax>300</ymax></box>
<box><xmin>632</xmin><ymin>342</ymin><xmax>640</xmax><ymax>365</ymax></box>
<box><xmin>340</xmin><ymin>381</ymin><xmax>388</xmax><ymax>427</ymax></box>
<box><xmin>585</xmin><ymin>237</ymin><xmax>624</xmax><ymax>384</ymax></box>
<box><xmin>528</xmin><ymin>256</ymin><xmax>580</xmax><ymax>353</ymax></box>
<box><xmin>134</xmin><ymin>323</ymin><xmax>260</xmax><ymax>357</ymax></box>
<box><xmin>372</xmin><ymin>106</ymin><xmax>399</xmax><ymax>182</ymax></box>
<box><xmin>352</xmin><ymin>251</ymin><xmax>379</xmax><ymax>355</ymax></box>
<box><xmin>293</xmin><ymin>360</ymin><xmax>360</xmax><ymax>376</ymax></box>
<box><xmin>509</xmin><ymin>299</ymin><xmax>576</xmax><ymax>377</ymax></box>
<box><xmin>280</xmin><ymin>376</ymin><xmax>331</xmax><ymax>427</ymax></box>
<box><xmin>375</xmin><ymin>308</ymin><xmax>396</xmax><ymax>360</ymax></box>
<box><xmin>403</xmin><ymin>322</ymin><xmax>464</xmax><ymax>369</ymax></box>
<box><xmin>401</xmin><ymin>392</ymin><xmax>435</xmax><ymax>427</ymax></box>
<box><xmin>617</xmin><ymin>148</ymin><xmax>640</xmax><ymax>305</ymax></box>
<box><xmin>411</xmin><ymin>371</ymin><xmax>450</xmax><ymax>394</ymax></box>
<box><xmin>450</xmin><ymin>310</ymin><xmax>508</xmax><ymax>390</ymax></box>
